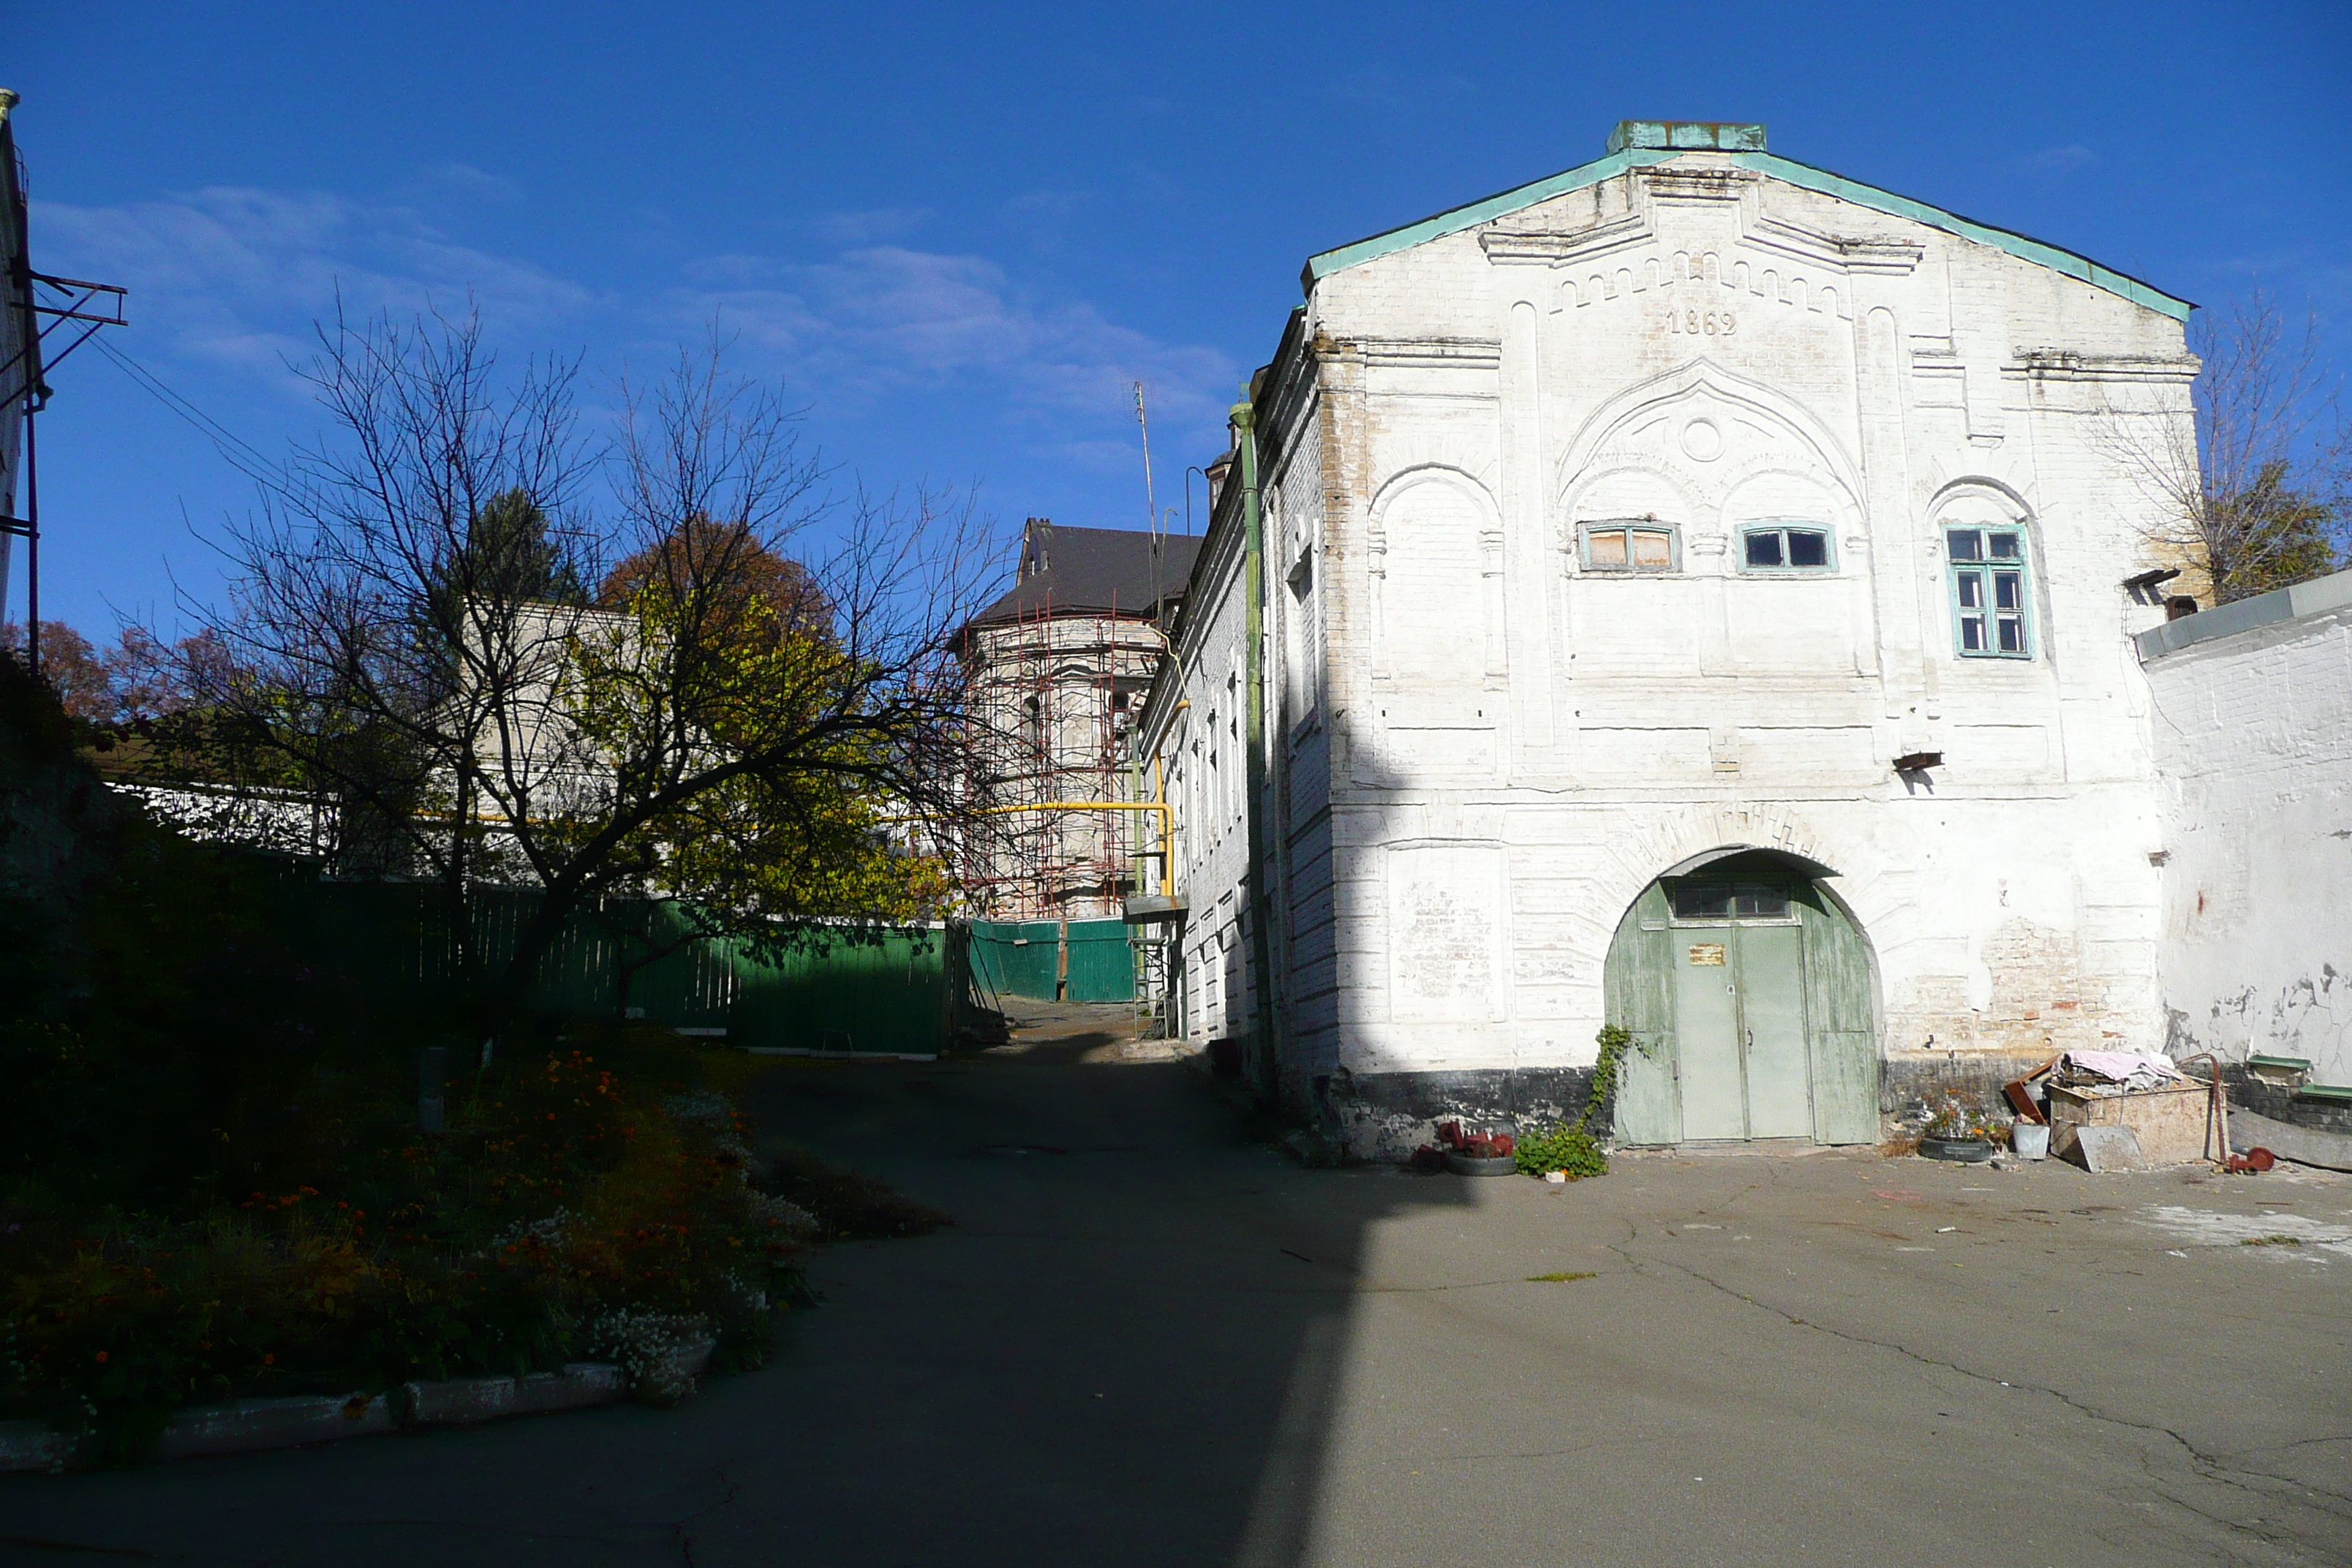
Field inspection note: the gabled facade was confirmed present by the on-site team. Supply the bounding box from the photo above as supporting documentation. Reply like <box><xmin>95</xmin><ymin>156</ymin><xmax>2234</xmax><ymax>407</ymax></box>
<box><xmin>1139</xmin><ymin>121</ymin><xmax>2201</xmax><ymax>1155</ymax></box>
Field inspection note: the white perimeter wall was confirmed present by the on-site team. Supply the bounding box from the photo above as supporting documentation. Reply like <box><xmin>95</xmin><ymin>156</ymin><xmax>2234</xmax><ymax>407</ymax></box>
<box><xmin>2148</xmin><ymin>577</ymin><xmax>2352</xmax><ymax>1082</ymax></box>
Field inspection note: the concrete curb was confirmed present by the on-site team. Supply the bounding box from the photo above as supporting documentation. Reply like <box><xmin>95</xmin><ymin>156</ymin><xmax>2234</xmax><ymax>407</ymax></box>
<box><xmin>157</xmin><ymin>1392</ymin><xmax>396</xmax><ymax>1461</ymax></box>
<box><xmin>0</xmin><ymin>1422</ymin><xmax>81</xmax><ymax>1474</ymax></box>
<box><xmin>0</xmin><ymin>1362</ymin><xmax>628</xmax><ymax>1474</ymax></box>
<box><xmin>400</xmin><ymin>1363</ymin><xmax>627</xmax><ymax>1427</ymax></box>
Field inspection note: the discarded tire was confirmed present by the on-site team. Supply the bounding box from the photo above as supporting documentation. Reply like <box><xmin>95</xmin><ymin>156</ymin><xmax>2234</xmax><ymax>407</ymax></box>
<box><xmin>1920</xmin><ymin>1136</ymin><xmax>1997</xmax><ymax>1164</ymax></box>
<box><xmin>1447</xmin><ymin>1153</ymin><xmax>1517</xmax><ymax>1177</ymax></box>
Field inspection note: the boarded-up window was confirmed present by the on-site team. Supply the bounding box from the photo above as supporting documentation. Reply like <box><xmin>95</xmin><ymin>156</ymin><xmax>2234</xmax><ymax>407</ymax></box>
<box><xmin>1382</xmin><ymin>483</ymin><xmax>1486</xmax><ymax>685</ymax></box>
<box><xmin>1580</xmin><ymin>520</ymin><xmax>1676</xmax><ymax>573</ymax></box>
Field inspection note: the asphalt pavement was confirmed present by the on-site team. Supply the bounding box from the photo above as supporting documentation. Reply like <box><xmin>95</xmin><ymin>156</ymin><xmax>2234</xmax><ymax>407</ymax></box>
<box><xmin>4</xmin><ymin>1002</ymin><xmax>2346</xmax><ymax>1567</ymax></box>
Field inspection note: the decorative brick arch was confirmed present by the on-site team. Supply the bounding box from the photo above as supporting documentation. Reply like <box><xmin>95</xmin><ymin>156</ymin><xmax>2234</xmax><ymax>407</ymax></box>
<box><xmin>1589</xmin><ymin>802</ymin><xmax>1849</xmax><ymax>928</ymax></box>
<box><xmin>1591</xmin><ymin>803</ymin><xmax>1892</xmax><ymax>1056</ymax></box>
<box><xmin>1556</xmin><ymin>358</ymin><xmax>1865</xmax><ymax>508</ymax></box>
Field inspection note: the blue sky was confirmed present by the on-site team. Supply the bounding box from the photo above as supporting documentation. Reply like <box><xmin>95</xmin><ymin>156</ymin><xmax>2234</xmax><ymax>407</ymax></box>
<box><xmin>12</xmin><ymin>0</ymin><xmax>2351</xmax><ymax>636</ymax></box>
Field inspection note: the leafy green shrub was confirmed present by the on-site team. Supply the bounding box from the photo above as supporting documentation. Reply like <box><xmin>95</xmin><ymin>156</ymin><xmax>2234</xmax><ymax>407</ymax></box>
<box><xmin>1513</xmin><ymin>1124</ymin><xmax>1608</xmax><ymax>1179</ymax></box>
<box><xmin>1512</xmin><ymin>1023</ymin><xmax>1631</xmax><ymax>1180</ymax></box>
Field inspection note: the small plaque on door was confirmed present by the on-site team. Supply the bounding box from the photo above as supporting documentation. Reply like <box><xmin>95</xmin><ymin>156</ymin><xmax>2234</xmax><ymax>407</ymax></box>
<box><xmin>1687</xmin><ymin>943</ymin><xmax>1727</xmax><ymax>966</ymax></box>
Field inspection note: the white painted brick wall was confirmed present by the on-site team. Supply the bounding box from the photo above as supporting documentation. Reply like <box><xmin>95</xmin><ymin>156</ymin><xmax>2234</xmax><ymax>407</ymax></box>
<box><xmin>2147</xmin><ymin>593</ymin><xmax>2352</xmax><ymax>1081</ymax></box>
<box><xmin>1152</xmin><ymin>151</ymin><xmax>2197</xmax><ymax>1112</ymax></box>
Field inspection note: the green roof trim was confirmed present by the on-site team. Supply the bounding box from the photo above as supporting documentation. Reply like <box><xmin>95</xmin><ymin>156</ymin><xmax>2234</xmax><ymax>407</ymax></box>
<box><xmin>1303</xmin><ymin>145</ymin><xmax>2193</xmax><ymax>323</ymax></box>
<box><xmin>1727</xmin><ymin>152</ymin><xmax>2191</xmax><ymax>321</ymax></box>
<box><xmin>1303</xmin><ymin>147</ymin><xmax>1679</xmax><ymax>284</ymax></box>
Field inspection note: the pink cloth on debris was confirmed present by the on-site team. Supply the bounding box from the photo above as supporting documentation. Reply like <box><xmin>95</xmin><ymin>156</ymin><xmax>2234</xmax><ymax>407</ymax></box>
<box><xmin>2062</xmin><ymin>1050</ymin><xmax>2183</xmax><ymax>1083</ymax></box>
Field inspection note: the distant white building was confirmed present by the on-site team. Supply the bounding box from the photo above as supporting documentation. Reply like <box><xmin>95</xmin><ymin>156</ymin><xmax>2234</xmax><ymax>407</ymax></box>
<box><xmin>1139</xmin><ymin>121</ymin><xmax>2204</xmax><ymax>1155</ymax></box>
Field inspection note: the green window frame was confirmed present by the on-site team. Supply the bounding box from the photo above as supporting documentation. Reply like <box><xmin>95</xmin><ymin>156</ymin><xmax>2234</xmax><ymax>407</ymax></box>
<box><xmin>1667</xmin><ymin>880</ymin><xmax>1798</xmax><ymax>924</ymax></box>
<box><xmin>1738</xmin><ymin>522</ymin><xmax>1835</xmax><ymax>573</ymax></box>
<box><xmin>1945</xmin><ymin>525</ymin><xmax>2032</xmax><ymax>658</ymax></box>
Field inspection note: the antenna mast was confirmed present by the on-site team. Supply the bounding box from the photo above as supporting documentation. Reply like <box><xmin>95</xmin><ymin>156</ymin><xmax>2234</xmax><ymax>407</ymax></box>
<box><xmin>1136</xmin><ymin>379</ymin><xmax>1168</xmax><ymax>632</ymax></box>
<box><xmin>1134</xmin><ymin>380</ymin><xmax>1158</xmax><ymax>543</ymax></box>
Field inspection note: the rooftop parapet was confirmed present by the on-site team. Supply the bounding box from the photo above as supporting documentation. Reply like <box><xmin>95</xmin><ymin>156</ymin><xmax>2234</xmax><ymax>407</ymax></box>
<box><xmin>1605</xmin><ymin>120</ymin><xmax>1766</xmax><ymax>154</ymax></box>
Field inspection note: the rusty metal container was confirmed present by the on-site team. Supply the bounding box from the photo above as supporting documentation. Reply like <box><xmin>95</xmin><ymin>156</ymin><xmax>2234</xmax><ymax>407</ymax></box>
<box><xmin>2047</xmin><ymin>1079</ymin><xmax>2217</xmax><ymax>1166</ymax></box>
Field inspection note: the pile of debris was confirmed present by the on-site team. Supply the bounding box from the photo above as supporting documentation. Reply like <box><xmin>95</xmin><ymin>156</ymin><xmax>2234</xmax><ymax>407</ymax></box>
<box><xmin>2005</xmin><ymin>1050</ymin><xmax>2266</xmax><ymax>1172</ymax></box>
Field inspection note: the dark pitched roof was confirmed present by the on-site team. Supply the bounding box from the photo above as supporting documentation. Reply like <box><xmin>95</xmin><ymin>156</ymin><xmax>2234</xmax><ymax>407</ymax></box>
<box><xmin>969</xmin><ymin>520</ymin><xmax>1202</xmax><ymax>627</ymax></box>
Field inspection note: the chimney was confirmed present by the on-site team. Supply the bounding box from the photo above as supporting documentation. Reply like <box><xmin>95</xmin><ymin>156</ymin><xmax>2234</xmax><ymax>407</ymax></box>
<box><xmin>1022</xmin><ymin>517</ymin><xmax>1053</xmax><ymax>581</ymax></box>
<box><xmin>1605</xmin><ymin>120</ymin><xmax>1766</xmax><ymax>154</ymax></box>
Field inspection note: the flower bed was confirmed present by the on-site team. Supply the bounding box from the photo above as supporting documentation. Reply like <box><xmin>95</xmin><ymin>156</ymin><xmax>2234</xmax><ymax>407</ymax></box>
<box><xmin>0</xmin><ymin>1029</ymin><xmax>823</xmax><ymax>1462</ymax></box>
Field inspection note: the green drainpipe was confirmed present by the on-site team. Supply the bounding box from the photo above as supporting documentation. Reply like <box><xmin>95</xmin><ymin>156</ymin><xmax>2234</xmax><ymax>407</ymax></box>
<box><xmin>1234</xmin><ymin>396</ymin><xmax>1278</xmax><ymax>1104</ymax></box>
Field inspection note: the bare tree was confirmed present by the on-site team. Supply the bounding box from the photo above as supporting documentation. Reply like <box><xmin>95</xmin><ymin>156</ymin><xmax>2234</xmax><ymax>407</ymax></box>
<box><xmin>2106</xmin><ymin>287</ymin><xmax>2348</xmax><ymax>604</ymax></box>
<box><xmin>176</xmin><ymin>306</ymin><xmax>1000</xmax><ymax>1031</ymax></box>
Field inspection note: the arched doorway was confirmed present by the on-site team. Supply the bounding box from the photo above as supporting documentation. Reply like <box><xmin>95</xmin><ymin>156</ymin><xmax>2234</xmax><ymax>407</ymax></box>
<box><xmin>1605</xmin><ymin>849</ymin><xmax>1879</xmax><ymax>1145</ymax></box>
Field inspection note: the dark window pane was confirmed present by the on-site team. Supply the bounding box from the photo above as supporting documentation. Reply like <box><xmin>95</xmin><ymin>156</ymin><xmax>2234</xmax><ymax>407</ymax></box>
<box><xmin>1787</xmin><ymin>529</ymin><xmax>1828</xmax><ymax>567</ymax></box>
<box><xmin>1948</xmin><ymin>529</ymin><xmax>1983</xmax><ymax>561</ymax></box>
<box><xmin>1990</xmin><ymin>532</ymin><xmax>2021</xmax><ymax>559</ymax></box>
<box><xmin>1672</xmin><ymin>883</ymin><xmax>1732</xmax><ymax>919</ymax></box>
<box><xmin>1587</xmin><ymin>529</ymin><xmax>1628</xmax><ymax>567</ymax></box>
<box><xmin>1746</xmin><ymin>531</ymin><xmax>1784</xmax><ymax>568</ymax></box>
<box><xmin>1961</xmin><ymin>617</ymin><xmax>1984</xmax><ymax>651</ymax></box>
<box><xmin>1632</xmin><ymin>529</ymin><xmax>1673</xmax><ymax>569</ymax></box>
<box><xmin>1997</xmin><ymin>615</ymin><xmax>2024</xmax><ymax>653</ymax></box>
<box><xmin>1956</xmin><ymin>573</ymin><xmax>1983</xmax><ymax>609</ymax></box>
<box><xmin>1994</xmin><ymin>570</ymin><xmax>2021</xmax><ymax>610</ymax></box>
<box><xmin>1735</xmin><ymin>887</ymin><xmax>1790</xmax><ymax>918</ymax></box>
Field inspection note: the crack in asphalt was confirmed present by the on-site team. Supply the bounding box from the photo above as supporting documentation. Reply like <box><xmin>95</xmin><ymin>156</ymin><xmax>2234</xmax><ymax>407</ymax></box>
<box><xmin>663</xmin><ymin>1465</ymin><xmax>742</xmax><ymax>1568</ymax></box>
<box><xmin>14</xmin><ymin>1471</ymin><xmax>756</xmax><ymax>1568</ymax></box>
<box><xmin>1611</xmin><ymin>1237</ymin><xmax>2352</xmax><ymax>1553</ymax></box>
<box><xmin>1397</xmin><ymin>1434</ymin><xmax>1619</xmax><ymax>1466</ymax></box>
<box><xmin>0</xmin><ymin>1536</ymin><xmax>170</xmax><ymax>1560</ymax></box>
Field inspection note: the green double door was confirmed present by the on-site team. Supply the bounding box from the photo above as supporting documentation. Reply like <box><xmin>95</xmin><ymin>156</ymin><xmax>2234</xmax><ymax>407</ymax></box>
<box><xmin>1671</xmin><ymin>916</ymin><xmax>1812</xmax><ymax>1139</ymax></box>
<box><xmin>1606</xmin><ymin>872</ymin><xmax>1879</xmax><ymax>1147</ymax></box>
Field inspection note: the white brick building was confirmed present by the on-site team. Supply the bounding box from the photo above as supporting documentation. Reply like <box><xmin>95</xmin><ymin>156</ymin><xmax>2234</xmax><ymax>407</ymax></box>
<box><xmin>1139</xmin><ymin>121</ymin><xmax>2203</xmax><ymax>1155</ymax></box>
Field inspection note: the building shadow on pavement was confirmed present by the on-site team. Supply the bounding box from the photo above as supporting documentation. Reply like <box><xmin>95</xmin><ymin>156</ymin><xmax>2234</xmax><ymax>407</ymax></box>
<box><xmin>0</xmin><ymin>1002</ymin><xmax>1471</xmax><ymax>1568</ymax></box>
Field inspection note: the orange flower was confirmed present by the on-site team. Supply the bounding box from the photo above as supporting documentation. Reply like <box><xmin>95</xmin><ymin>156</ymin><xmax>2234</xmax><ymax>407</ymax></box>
<box><xmin>94</xmin><ymin>1351</ymin><xmax>108</xmax><ymax>1363</ymax></box>
<box><xmin>263</xmin><ymin>1354</ymin><xmax>275</xmax><ymax>1365</ymax></box>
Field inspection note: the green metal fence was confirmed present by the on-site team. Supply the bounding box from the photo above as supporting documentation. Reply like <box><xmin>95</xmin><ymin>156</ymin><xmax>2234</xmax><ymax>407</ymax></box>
<box><xmin>728</xmin><ymin>925</ymin><xmax>950</xmax><ymax>1058</ymax></box>
<box><xmin>1064</xmin><ymin>920</ymin><xmax>1136</xmax><ymax>1002</ymax></box>
<box><xmin>241</xmin><ymin>857</ymin><xmax>970</xmax><ymax>1056</ymax></box>
<box><xmin>968</xmin><ymin>920</ymin><xmax>1060</xmax><ymax>1000</ymax></box>
<box><xmin>967</xmin><ymin>917</ymin><xmax>1135</xmax><ymax>1003</ymax></box>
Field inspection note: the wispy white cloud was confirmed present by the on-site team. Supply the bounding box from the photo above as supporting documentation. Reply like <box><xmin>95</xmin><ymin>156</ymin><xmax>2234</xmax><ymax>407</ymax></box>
<box><xmin>668</xmin><ymin>244</ymin><xmax>1237</xmax><ymax>451</ymax></box>
<box><xmin>807</xmin><ymin>206</ymin><xmax>932</xmax><ymax>246</ymax></box>
<box><xmin>1322</xmin><ymin>67</ymin><xmax>1474</xmax><ymax>109</ymax></box>
<box><xmin>412</xmin><ymin>162</ymin><xmax>521</xmax><ymax>204</ymax></box>
<box><xmin>999</xmin><ymin>189</ymin><xmax>1089</xmax><ymax>222</ymax></box>
<box><xmin>34</xmin><ymin>186</ymin><xmax>599</xmax><ymax>384</ymax></box>
<box><xmin>34</xmin><ymin>180</ymin><xmax>1237</xmax><ymax>479</ymax></box>
<box><xmin>2022</xmin><ymin>143</ymin><xmax>2100</xmax><ymax>173</ymax></box>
